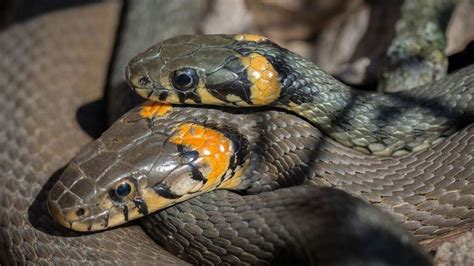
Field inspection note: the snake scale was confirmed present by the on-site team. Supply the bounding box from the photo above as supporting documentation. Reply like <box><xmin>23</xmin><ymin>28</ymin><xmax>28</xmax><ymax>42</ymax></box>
<box><xmin>1</xmin><ymin>1</ymin><xmax>473</xmax><ymax>265</ymax></box>
<box><xmin>121</xmin><ymin>33</ymin><xmax>474</xmax><ymax>234</ymax></box>
<box><xmin>0</xmin><ymin>2</ymin><xmax>186</xmax><ymax>265</ymax></box>
<box><xmin>49</xmin><ymin>7</ymin><xmax>473</xmax><ymax>266</ymax></box>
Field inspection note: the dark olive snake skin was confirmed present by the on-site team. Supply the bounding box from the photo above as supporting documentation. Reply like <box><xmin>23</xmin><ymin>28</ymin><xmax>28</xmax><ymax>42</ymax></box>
<box><xmin>48</xmin><ymin>102</ymin><xmax>432</xmax><ymax>265</ymax></box>
<box><xmin>126</xmin><ymin>35</ymin><xmax>474</xmax><ymax>156</ymax></box>
<box><xmin>0</xmin><ymin>2</ymin><xmax>428</xmax><ymax>265</ymax></box>
<box><xmin>0</xmin><ymin>2</ymin><xmax>186</xmax><ymax>265</ymax></box>
<box><xmin>123</xmin><ymin>34</ymin><xmax>473</xmax><ymax>238</ymax></box>
<box><xmin>50</xmin><ymin>99</ymin><xmax>473</xmax><ymax>243</ymax></box>
<box><xmin>144</xmin><ymin>186</ymin><xmax>430</xmax><ymax>265</ymax></box>
<box><xmin>0</xmin><ymin>2</ymin><xmax>472</xmax><ymax>266</ymax></box>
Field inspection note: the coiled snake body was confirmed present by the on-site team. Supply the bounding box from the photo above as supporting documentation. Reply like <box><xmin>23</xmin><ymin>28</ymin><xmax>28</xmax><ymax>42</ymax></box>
<box><xmin>47</xmin><ymin>34</ymin><xmax>473</xmax><ymax>264</ymax></box>
<box><xmin>1</xmin><ymin>2</ymin><xmax>472</xmax><ymax>265</ymax></box>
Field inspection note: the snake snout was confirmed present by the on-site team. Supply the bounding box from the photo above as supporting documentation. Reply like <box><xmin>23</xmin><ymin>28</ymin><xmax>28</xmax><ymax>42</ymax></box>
<box><xmin>126</xmin><ymin>56</ymin><xmax>162</xmax><ymax>100</ymax></box>
<box><xmin>126</xmin><ymin>60</ymin><xmax>149</xmax><ymax>88</ymax></box>
<box><xmin>47</xmin><ymin>156</ymin><xmax>113</xmax><ymax>231</ymax></box>
<box><xmin>47</xmin><ymin>183</ymin><xmax>94</xmax><ymax>231</ymax></box>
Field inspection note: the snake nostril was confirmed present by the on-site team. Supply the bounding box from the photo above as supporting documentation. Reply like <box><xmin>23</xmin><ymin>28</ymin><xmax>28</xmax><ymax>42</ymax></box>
<box><xmin>139</xmin><ymin>76</ymin><xmax>150</xmax><ymax>86</ymax></box>
<box><xmin>76</xmin><ymin>208</ymin><xmax>85</xmax><ymax>217</ymax></box>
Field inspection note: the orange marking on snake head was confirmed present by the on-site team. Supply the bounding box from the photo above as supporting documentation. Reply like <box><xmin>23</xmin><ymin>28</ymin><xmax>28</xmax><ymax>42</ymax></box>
<box><xmin>169</xmin><ymin>123</ymin><xmax>235</xmax><ymax>191</ymax></box>
<box><xmin>139</xmin><ymin>101</ymin><xmax>173</xmax><ymax>118</ymax></box>
<box><xmin>234</xmin><ymin>34</ymin><xmax>268</xmax><ymax>42</ymax></box>
<box><xmin>241</xmin><ymin>53</ymin><xmax>281</xmax><ymax>105</ymax></box>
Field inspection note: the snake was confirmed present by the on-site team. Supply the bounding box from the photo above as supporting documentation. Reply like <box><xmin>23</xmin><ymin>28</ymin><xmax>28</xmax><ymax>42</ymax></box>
<box><xmin>46</xmin><ymin>32</ymin><xmax>474</xmax><ymax>265</ymax></box>
<box><xmin>0</xmin><ymin>1</ymin><xmax>472</xmax><ymax>265</ymax></box>
<box><xmin>46</xmin><ymin>102</ymin><xmax>434</xmax><ymax>265</ymax></box>
<box><xmin>0</xmin><ymin>2</ymin><xmax>423</xmax><ymax>265</ymax></box>
<box><xmin>0</xmin><ymin>1</ymin><xmax>196</xmax><ymax>265</ymax></box>
<box><xmin>126</xmin><ymin>34</ymin><xmax>473</xmax><ymax>157</ymax></box>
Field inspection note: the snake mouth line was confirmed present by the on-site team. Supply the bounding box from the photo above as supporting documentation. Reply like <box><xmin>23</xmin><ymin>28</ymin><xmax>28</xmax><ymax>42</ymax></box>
<box><xmin>48</xmin><ymin>200</ymin><xmax>113</xmax><ymax>232</ymax></box>
<box><xmin>131</xmin><ymin>86</ymin><xmax>152</xmax><ymax>98</ymax></box>
<box><xmin>132</xmin><ymin>86</ymin><xmax>170</xmax><ymax>101</ymax></box>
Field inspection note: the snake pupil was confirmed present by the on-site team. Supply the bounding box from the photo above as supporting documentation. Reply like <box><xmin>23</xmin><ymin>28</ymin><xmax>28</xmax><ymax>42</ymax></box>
<box><xmin>116</xmin><ymin>182</ymin><xmax>132</xmax><ymax>197</ymax></box>
<box><xmin>171</xmin><ymin>68</ymin><xmax>198</xmax><ymax>91</ymax></box>
<box><xmin>176</xmin><ymin>73</ymin><xmax>191</xmax><ymax>86</ymax></box>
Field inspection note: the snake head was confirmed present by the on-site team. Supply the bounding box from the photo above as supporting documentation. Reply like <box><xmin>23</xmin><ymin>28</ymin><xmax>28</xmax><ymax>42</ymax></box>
<box><xmin>47</xmin><ymin>102</ymin><xmax>248</xmax><ymax>232</ymax></box>
<box><xmin>126</xmin><ymin>34</ymin><xmax>284</xmax><ymax>107</ymax></box>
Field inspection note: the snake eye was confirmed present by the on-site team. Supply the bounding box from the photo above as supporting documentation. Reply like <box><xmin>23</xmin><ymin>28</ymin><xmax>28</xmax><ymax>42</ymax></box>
<box><xmin>171</xmin><ymin>68</ymin><xmax>198</xmax><ymax>91</ymax></box>
<box><xmin>115</xmin><ymin>182</ymin><xmax>131</xmax><ymax>197</ymax></box>
<box><xmin>110</xmin><ymin>179</ymin><xmax>136</xmax><ymax>202</ymax></box>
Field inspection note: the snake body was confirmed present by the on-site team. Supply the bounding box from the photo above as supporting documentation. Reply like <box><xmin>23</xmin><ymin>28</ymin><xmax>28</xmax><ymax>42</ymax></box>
<box><xmin>123</xmin><ymin>34</ymin><xmax>474</xmax><ymax>236</ymax></box>
<box><xmin>48</xmin><ymin>102</ymin><xmax>434</xmax><ymax>264</ymax></box>
<box><xmin>0</xmin><ymin>2</ymin><xmax>187</xmax><ymax>264</ymax></box>
<box><xmin>126</xmin><ymin>35</ymin><xmax>473</xmax><ymax>156</ymax></box>
<box><xmin>49</xmin><ymin>100</ymin><xmax>474</xmax><ymax>238</ymax></box>
<box><xmin>1</xmin><ymin>1</ymin><xmax>473</xmax><ymax>265</ymax></box>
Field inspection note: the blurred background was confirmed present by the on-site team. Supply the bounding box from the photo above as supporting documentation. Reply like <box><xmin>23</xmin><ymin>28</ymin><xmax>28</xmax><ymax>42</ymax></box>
<box><xmin>2</xmin><ymin>0</ymin><xmax>473</xmax><ymax>88</ymax></box>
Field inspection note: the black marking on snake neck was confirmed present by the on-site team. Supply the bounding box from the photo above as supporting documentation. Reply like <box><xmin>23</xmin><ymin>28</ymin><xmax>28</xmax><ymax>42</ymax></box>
<box><xmin>206</xmin><ymin>55</ymin><xmax>254</xmax><ymax>105</ymax></box>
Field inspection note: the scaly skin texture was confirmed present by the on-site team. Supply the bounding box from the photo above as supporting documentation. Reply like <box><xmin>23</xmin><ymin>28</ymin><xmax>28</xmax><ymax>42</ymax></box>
<box><xmin>0</xmin><ymin>3</ymin><xmax>187</xmax><ymax>265</ymax></box>
<box><xmin>50</xmin><ymin>104</ymin><xmax>474</xmax><ymax>239</ymax></box>
<box><xmin>126</xmin><ymin>35</ymin><xmax>474</xmax><ymax>156</ymax></box>
<box><xmin>0</xmin><ymin>3</ymin><xmax>430</xmax><ymax>265</ymax></box>
<box><xmin>1</xmin><ymin>2</ymin><xmax>470</xmax><ymax>265</ymax></box>
<box><xmin>144</xmin><ymin>187</ymin><xmax>431</xmax><ymax>265</ymax></box>
<box><xmin>49</xmin><ymin>104</ymin><xmax>432</xmax><ymax>265</ymax></box>
<box><xmin>49</xmin><ymin>102</ymin><xmax>472</xmax><ymax>248</ymax></box>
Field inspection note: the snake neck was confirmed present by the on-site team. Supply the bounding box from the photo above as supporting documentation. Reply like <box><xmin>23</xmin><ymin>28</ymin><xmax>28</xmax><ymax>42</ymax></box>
<box><xmin>253</xmin><ymin>44</ymin><xmax>472</xmax><ymax>156</ymax></box>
